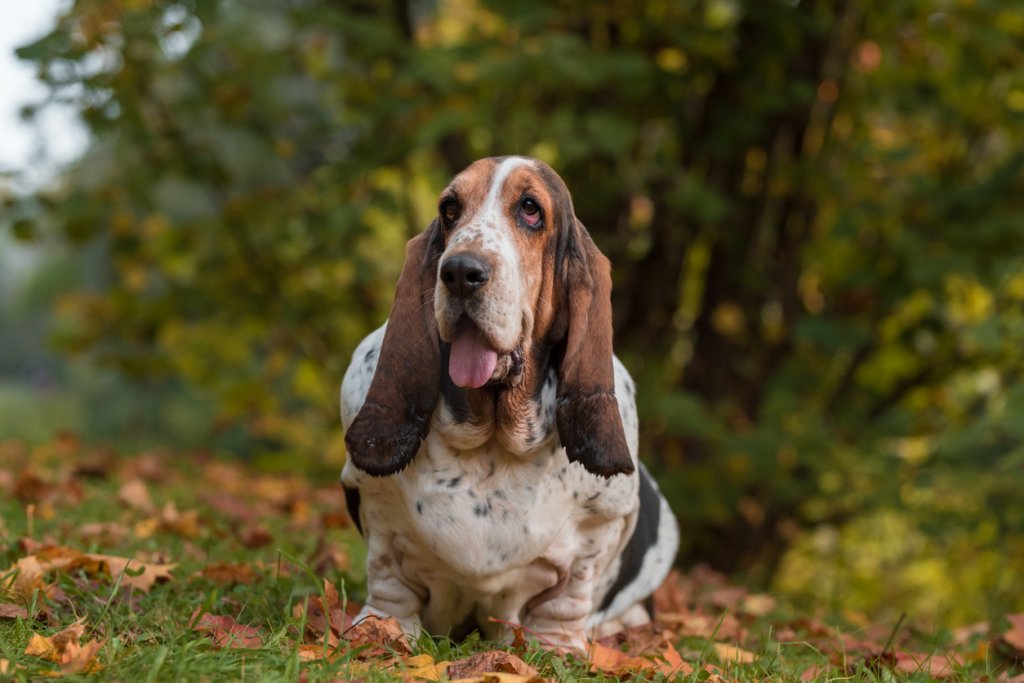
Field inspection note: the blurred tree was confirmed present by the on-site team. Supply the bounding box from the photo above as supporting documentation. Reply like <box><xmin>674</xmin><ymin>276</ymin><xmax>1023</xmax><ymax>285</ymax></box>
<box><xmin>6</xmin><ymin>0</ymin><xmax>1024</xmax><ymax>621</ymax></box>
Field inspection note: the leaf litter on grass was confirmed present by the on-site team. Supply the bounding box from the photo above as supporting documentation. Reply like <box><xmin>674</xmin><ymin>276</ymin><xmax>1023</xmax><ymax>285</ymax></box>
<box><xmin>1</xmin><ymin>434</ymin><xmax>1023</xmax><ymax>681</ymax></box>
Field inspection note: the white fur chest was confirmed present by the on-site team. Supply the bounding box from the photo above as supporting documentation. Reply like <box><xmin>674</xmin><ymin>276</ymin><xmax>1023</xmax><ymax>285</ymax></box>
<box><xmin>343</xmin><ymin>414</ymin><xmax>638</xmax><ymax>582</ymax></box>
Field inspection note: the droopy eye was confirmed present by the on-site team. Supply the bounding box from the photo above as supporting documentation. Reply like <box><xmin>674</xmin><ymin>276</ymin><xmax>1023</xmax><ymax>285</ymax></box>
<box><xmin>518</xmin><ymin>197</ymin><xmax>543</xmax><ymax>228</ymax></box>
<box><xmin>440</xmin><ymin>197</ymin><xmax>459</xmax><ymax>225</ymax></box>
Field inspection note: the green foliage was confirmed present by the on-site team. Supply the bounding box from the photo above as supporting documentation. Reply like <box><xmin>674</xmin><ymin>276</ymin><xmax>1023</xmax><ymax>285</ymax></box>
<box><xmin>6</xmin><ymin>0</ymin><xmax>1024</xmax><ymax>623</ymax></box>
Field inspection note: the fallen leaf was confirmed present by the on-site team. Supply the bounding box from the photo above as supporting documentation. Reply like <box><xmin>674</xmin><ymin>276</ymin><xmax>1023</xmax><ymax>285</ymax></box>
<box><xmin>950</xmin><ymin>621</ymin><xmax>989</xmax><ymax>646</ymax></box>
<box><xmin>5</xmin><ymin>545</ymin><xmax>176</xmax><ymax>598</ymax></box>
<box><xmin>448</xmin><ymin>675</ymin><xmax>549</xmax><ymax>683</ymax></box>
<box><xmin>24</xmin><ymin>633</ymin><xmax>59</xmax><ymax>661</ymax></box>
<box><xmin>706</xmin><ymin>585</ymin><xmax>748</xmax><ymax>609</ymax></box>
<box><xmin>239</xmin><ymin>525</ymin><xmax>273</xmax><ymax>549</ymax></box>
<box><xmin>653</xmin><ymin>569</ymin><xmax>691</xmax><ymax>613</ymax></box>
<box><xmin>740</xmin><ymin>593</ymin><xmax>776</xmax><ymax>616</ymax></box>
<box><xmin>118</xmin><ymin>479</ymin><xmax>156</xmax><ymax>514</ymax></box>
<box><xmin>712</xmin><ymin>642</ymin><xmax>756</xmax><ymax>664</ymax></box>
<box><xmin>23</xmin><ymin>620</ymin><xmax>103</xmax><ymax>674</ymax></box>
<box><xmin>891</xmin><ymin>650</ymin><xmax>963</xmax><ymax>678</ymax></box>
<box><xmin>659</xmin><ymin>642</ymin><xmax>695</xmax><ymax>676</ymax></box>
<box><xmin>1004</xmin><ymin>614</ymin><xmax>1024</xmax><ymax>656</ymax></box>
<box><xmin>88</xmin><ymin>553</ymin><xmax>177</xmax><ymax>592</ymax></box>
<box><xmin>447</xmin><ymin>651</ymin><xmax>538</xmax><ymax>679</ymax></box>
<box><xmin>59</xmin><ymin>637</ymin><xmax>104</xmax><ymax>674</ymax></box>
<box><xmin>190</xmin><ymin>609</ymin><xmax>264</xmax><ymax>649</ymax></box>
<box><xmin>295</xmin><ymin>642</ymin><xmax>338</xmax><ymax>662</ymax></box>
<box><xmin>196</xmin><ymin>562</ymin><xmax>257</xmax><ymax>585</ymax></box>
<box><xmin>403</xmin><ymin>652</ymin><xmax>449</xmax><ymax>680</ymax></box>
<box><xmin>800</xmin><ymin>664</ymin><xmax>831</xmax><ymax>681</ymax></box>
<box><xmin>76</xmin><ymin>522</ymin><xmax>130</xmax><ymax>546</ymax></box>
<box><xmin>588</xmin><ymin>641</ymin><xmax>662</xmax><ymax>675</ymax></box>
<box><xmin>0</xmin><ymin>603</ymin><xmax>29</xmax><ymax>619</ymax></box>
<box><xmin>343</xmin><ymin>615</ymin><xmax>411</xmax><ymax>657</ymax></box>
<box><xmin>597</xmin><ymin>622</ymin><xmax>670</xmax><ymax>654</ymax></box>
<box><xmin>656</xmin><ymin>610</ymin><xmax>745</xmax><ymax>641</ymax></box>
<box><xmin>293</xmin><ymin>579</ymin><xmax>352</xmax><ymax>647</ymax></box>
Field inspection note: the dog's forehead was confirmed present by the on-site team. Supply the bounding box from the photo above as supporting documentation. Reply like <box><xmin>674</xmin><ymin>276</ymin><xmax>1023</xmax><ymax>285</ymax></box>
<box><xmin>447</xmin><ymin>157</ymin><xmax>566</xmax><ymax>208</ymax></box>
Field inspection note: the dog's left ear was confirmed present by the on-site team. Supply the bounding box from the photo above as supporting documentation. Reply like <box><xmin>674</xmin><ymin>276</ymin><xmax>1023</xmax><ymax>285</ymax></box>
<box><xmin>344</xmin><ymin>223</ymin><xmax>442</xmax><ymax>476</ymax></box>
<box><xmin>555</xmin><ymin>219</ymin><xmax>635</xmax><ymax>478</ymax></box>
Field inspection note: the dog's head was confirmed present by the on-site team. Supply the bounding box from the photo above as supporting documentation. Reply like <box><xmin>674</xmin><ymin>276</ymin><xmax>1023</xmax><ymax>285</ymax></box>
<box><xmin>344</xmin><ymin>157</ymin><xmax>633</xmax><ymax>478</ymax></box>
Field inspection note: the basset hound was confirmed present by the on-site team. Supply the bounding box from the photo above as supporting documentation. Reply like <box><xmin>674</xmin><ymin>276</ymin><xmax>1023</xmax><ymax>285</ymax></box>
<box><xmin>340</xmin><ymin>156</ymin><xmax>678</xmax><ymax>649</ymax></box>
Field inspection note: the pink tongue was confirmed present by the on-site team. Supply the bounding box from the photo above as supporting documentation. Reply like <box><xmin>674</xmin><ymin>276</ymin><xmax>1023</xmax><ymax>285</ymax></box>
<box><xmin>449</xmin><ymin>322</ymin><xmax>499</xmax><ymax>388</ymax></box>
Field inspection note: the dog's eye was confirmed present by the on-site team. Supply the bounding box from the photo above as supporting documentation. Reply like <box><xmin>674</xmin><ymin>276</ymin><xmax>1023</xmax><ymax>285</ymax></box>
<box><xmin>440</xmin><ymin>198</ymin><xmax>459</xmax><ymax>225</ymax></box>
<box><xmin>518</xmin><ymin>198</ymin><xmax>543</xmax><ymax>228</ymax></box>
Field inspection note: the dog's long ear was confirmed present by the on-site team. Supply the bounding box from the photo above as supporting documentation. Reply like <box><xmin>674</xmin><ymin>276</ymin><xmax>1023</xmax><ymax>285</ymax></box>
<box><xmin>345</xmin><ymin>223</ymin><xmax>442</xmax><ymax>476</ymax></box>
<box><xmin>555</xmin><ymin>219</ymin><xmax>635</xmax><ymax>478</ymax></box>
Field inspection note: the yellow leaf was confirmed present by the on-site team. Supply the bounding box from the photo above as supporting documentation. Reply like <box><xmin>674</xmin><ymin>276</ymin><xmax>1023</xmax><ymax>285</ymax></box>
<box><xmin>25</xmin><ymin>633</ymin><xmax>59</xmax><ymax>662</ymax></box>
<box><xmin>712</xmin><ymin>642</ymin><xmax>756</xmax><ymax>664</ymax></box>
<box><xmin>403</xmin><ymin>653</ymin><xmax>449</xmax><ymax>680</ymax></box>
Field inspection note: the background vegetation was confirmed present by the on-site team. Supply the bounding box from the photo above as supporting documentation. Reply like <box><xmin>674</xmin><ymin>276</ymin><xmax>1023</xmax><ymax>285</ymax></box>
<box><xmin>2</xmin><ymin>0</ymin><xmax>1023</xmax><ymax>629</ymax></box>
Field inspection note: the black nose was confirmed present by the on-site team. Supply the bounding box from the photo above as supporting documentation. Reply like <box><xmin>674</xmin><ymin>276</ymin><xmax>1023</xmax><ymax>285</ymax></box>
<box><xmin>440</xmin><ymin>253</ymin><xmax>491</xmax><ymax>298</ymax></box>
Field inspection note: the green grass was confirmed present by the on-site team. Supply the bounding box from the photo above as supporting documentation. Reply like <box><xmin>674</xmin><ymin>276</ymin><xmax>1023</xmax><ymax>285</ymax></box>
<box><xmin>0</xmin><ymin>438</ymin><xmax>1015</xmax><ymax>681</ymax></box>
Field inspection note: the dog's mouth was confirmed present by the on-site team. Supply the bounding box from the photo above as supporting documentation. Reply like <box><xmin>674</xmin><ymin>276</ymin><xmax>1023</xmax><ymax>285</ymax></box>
<box><xmin>447</xmin><ymin>317</ymin><xmax>524</xmax><ymax>389</ymax></box>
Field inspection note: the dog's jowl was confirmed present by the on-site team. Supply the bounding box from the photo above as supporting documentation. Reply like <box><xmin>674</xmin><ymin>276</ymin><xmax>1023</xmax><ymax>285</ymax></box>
<box><xmin>340</xmin><ymin>156</ymin><xmax>679</xmax><ymax>650</ymax></box>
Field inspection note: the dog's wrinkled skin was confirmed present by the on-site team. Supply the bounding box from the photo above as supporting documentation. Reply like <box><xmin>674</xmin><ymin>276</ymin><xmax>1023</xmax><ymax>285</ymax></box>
<box><xmin>341</xmin><ymin>157</ymin><xmax>678</xmax><ymax>650</ymax></box>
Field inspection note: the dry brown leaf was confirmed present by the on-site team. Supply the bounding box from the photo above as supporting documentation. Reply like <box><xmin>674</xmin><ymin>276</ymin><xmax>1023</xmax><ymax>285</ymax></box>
<box><xmin>950</xmin><ymin>621</ymin><xmax>989</xmax><ymax>646</ymax></box>
<box><xmin>190</xmin><ymin>609</ymin><xmax>264</xmax><ymax>649</ymax></box>
<box><xmin>50</xmin><ymin>620</ymin><xmax>86</xmax><ymax>652</ymax></box>
<box><xmin>658</xmin><ymin>642</ymin><xmax>695</xmax><ymax>676</ymax></box>
<box><xmin>89</xmin><ymin>553</ymin><xmax>177</xmax><ymax>592</ymax></box>
<box><xmin>196</xmin><ymin>562</ymin><xmax>257</xmax><ymax>586</ymax></box>
<box><xmin>447</xmin><ymin>651</ymin><xmax>538</xmax><ymax>679</ymax></box>
<box><xmin>1004</xmin><ymin>613</ymin><xmax>1024</xmax><ymax>656</ymax></box>
<box><xmin>135</xmin><ymin>502</ymin><xmax>200</xmax><ymax>539</ymax></box>
<box><xmin>656</xmin><ymin>609</ymin><xmax>745</xmax><ymax>641</ymax></box>
<box><xmin>596</xmin><ymin>622</ymin><xmax>670</xmax><ymax>654</ymax></box>
<box><xmin>295</xmin><ymin>642</ymin><xmax>338</xmax><ymax>662</ymax></box>
<box><xmin>76</xmin><ymin>522</ymin><xmax>130</xmax><ymax>546</ymax></box>
<box><xmin>800</xmin><ymin>664</ymin><xmax>831</xmax><ymax>681</ymax></box>
<box><xmin>239</xmin><ymin>525</ymin><xmax>273</xmax><ymax>549</ymax></box>
<box><xmin>201</xmin><ymin>492</ymin><xmax>268</xmax><ymax>523</ymax></box>
<box><xmin>448</xmin><ymin>675</ymin><xmax>549</xmax><ymax>683</ymax></box>
<box><xmin>890</xmin><ymin>650</ymin><xmax>963</xmax><ymax>678</ymax></box>
<box><xmin>0</xmin><ymin>659</ymin><xmax>9</xmax><ymax>675</ymax></box>
<box><xmin>653</xmin><ymin>569</ymin><xmax>691</xmax><ymax>613</ymax></box>
<box><xmin>706</xmin><ymin>585</ymin><xmax>748</xmax><ymax>609</ymax></box>
<box><xmin>588</xmin><ymin>641</ymin><xmax>661</xmax><ymax>675</ymax></box>
<box><xmin>23</xmin><ymin>620</ymin><xmax>103</xmax><ymax>674</ymax></box>
<box><xmin>344</xmin><ymin>615</ymin><xmax>411</xmax><ymax>657</ymax></box>
<box><xmin>59</xmin><ymin>638</ymin><xmax>104</xmax><ymax>674</ymax></box>
<box><xmin>294</xmin><ymin>579</ymin><xmax>352</xmax><ymax>648</ymax></box>
<box><xmin>4</xmin><ymin>546</ymin><xmax>176</xmax><ymax>600</ymax></box>
<box><xmin>117</xmin><ymin>479</ymin><xmax>155</xmax><ymax>514</ymax></box>
<box><xmin>0</xmin><ymin>603</ymin><xmax>29</xmax><ymax>619</ymax></box>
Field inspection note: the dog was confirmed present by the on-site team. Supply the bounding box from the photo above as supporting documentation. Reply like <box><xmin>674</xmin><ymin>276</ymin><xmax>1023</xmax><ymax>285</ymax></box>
<box><xmin>340</xmin><ymin>156</ymin><xmax>678</xmax><ymax>649</ymax></box>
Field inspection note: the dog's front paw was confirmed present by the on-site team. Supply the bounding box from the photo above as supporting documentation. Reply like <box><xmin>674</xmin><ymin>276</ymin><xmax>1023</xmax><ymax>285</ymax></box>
<box><xmin>531</xmin><ymin>630</ymin><xmax>588</xmax><ymax>654</ymax></box>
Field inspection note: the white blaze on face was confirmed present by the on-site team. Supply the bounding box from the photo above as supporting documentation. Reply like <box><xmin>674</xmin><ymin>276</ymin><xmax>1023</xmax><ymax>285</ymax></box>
<box><xmin>438</xmin><ymin>156</ymin><xmax>532</xmax><ymax>388</ymax></box>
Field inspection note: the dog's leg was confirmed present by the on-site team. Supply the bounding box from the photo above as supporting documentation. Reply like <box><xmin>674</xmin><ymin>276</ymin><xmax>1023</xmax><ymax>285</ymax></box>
<box><xmin>522</xmin><ymin>561</ymin><xmax>597</xmax><ymax>652</ymax></box>
<box><xmin>356</xmin><ymin>541</ymin><xmax>426</xmax><ymax>639</ymax></box>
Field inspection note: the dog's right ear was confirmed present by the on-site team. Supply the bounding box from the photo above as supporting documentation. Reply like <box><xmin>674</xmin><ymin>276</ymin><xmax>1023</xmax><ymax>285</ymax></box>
<box><xmin>344</xmin><ymin>222</ymin><xmax>442</xmax><ymax>476</ymax></box>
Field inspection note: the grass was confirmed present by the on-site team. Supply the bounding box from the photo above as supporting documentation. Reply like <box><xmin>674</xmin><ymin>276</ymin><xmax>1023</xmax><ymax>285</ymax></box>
<box><xmin>0</xmin><ymin>436</ymin><xmax>1017</xmax><ymax>682</ymax></box>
